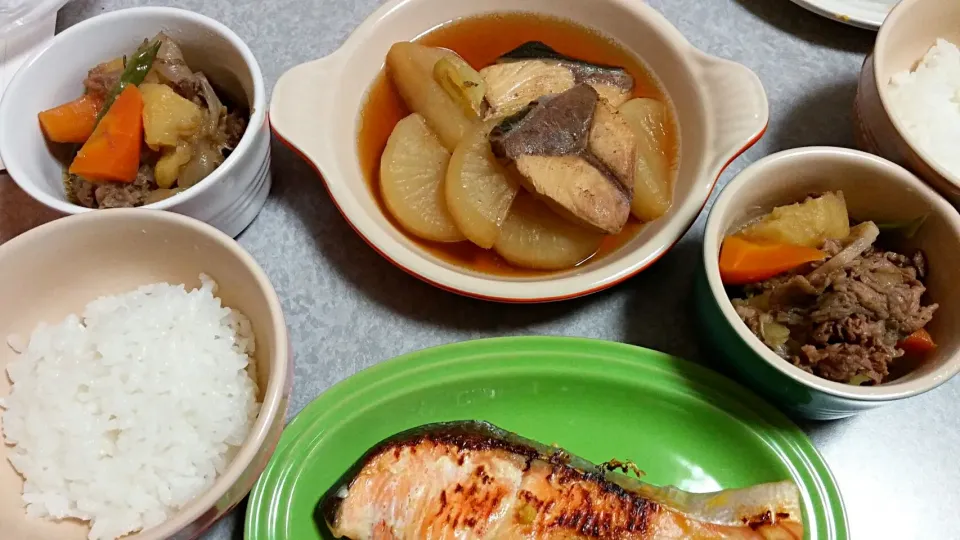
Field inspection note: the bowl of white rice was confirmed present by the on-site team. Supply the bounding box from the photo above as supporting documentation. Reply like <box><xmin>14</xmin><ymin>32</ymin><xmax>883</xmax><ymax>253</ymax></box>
<box><xmin>855</xmin><ymin>0</ymin><xmax>960</xmax><ymax>204</ymax></box>
<box><xmin>0</xmin><ymin>210</ymin><xmax>291</xmax><ymax>540</ymax></box>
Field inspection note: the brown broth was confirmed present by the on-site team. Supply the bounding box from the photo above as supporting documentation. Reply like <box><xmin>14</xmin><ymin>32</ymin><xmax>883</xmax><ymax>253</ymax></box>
<box><xmin>357</xmin><ymin>12</ymin><xmax>679</xmax><ymax>277</ymax></box>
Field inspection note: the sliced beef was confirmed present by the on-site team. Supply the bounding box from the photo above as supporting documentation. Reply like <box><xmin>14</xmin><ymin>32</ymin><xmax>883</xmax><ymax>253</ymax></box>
<box><xmin>806</xmin><ymin>221</ymin><xmax>879</xmax><ymax>288</ymax></box>
<box><xmin>836</xmin><ymin>248</ymin><xmax>937</xmax><ymax>334</ymax></box>
<box><xmin>795</xmin><ymin>343</ymin><xmax>895</xmax><ymax>385</ymax></box>
<box><xmin>223</xmin><ymin>109</ymin><xmax>248</xmax><ymax>149</ymax></box>
<box><xmin>810</xmin><ymin>289</ymin><xmax>862</xmax><ymax>324</ymax></box>
<box><xmin>176</xmin><ymin>78</ymin><xmax>202</xmax><ymax>103</ymax></box>
<box><xmin>810</xmin><ymin>315</ymin><xmax>887</xmax><ymax>347</ymax></box>
<box><xmin>93</xmin><ymin>165</ymin><xmax>156</xmax><ymax>209</ymax></box>
<box><xmin>912</xmin><ymin>251</ymin><xmax>928</xmax><ymax>279</ymax></box>
<box><xmin>83</xmin><ymin>63</ymin><xmax>122</xmax><ymax>100</ymax></box>
<box><xmin>767</xmin><ymin>275</ymin><xmax>819</xmax><ymax>311</ymax></box>
<box><xmin>66</xmin><ymin>174</ymin><xmax>97</xmax><ymax>208</ymax></box>
<box><xmin>734</xmin><ymin>301</ymin><xmax>765</xmax><ymax>336</ymax></box>
<box><xmin>732</xmin><ymin>220</ymin><xmax>938</xmax><ymax>385</ymax></box>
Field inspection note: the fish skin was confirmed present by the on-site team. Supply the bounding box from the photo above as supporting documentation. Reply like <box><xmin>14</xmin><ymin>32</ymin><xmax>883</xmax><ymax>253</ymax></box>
<box><xmin>497</xmin><ymin>41</ymin><xmax>635</xmax><ymax>91</ymax></box>
<box><xmin>481</xmin><ymin>62</ymin><xmax>576</xmax><ymax>119</ymax></box>
<box><xmin>488</xmin><ymin>85</ymin><xmax>633</xmax><ymax>234</ymax></box>
<box><xmin>489</xmin><ymin>88</ymin><xmax>596</xmax><ymax>159</ymax></box>
<box><xmin>480</xmin><ymin>42</ymin><xmax>634</xmax><ymax>118</ymax></box>
<box><xmin>319</xmin><ymin>421</ymin><xmax>804</xmax><ymax>540</ymax></box>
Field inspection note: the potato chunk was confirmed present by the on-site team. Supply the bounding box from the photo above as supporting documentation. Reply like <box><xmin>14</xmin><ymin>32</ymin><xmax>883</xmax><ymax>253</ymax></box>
<box><xmin>140</xmin><ymin>83</ymin><xmax>202</xmax><ymax>150</ymax></box>
<box><xmin>154</xmin><ymin>141</ymin><xmax>193</xmax><ymax>189</ymax></box>
<box><xmin>740</xmin><ymin>191</ymin><xmax>850</xmax><ymax>248</ymax></box>
<box><xmin>380</xmin><ymin>114</ymin><xmax>465</xmax><ymax>243</ymax></box>
<box><xmin>494</xmin><ymin>194</ymin><xmax>604</xmax><ymax>270</ymax></box>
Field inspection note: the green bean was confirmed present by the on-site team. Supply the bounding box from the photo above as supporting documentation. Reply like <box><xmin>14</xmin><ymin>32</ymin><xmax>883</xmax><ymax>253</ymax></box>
<box><xmin>95</xmin><ymin>39</ymin><xmax>162</xmax><ymax>124</ymax></box>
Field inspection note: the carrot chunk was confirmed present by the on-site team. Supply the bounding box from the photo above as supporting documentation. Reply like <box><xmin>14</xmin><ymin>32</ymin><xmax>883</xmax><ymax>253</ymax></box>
<box><xmin>69</xmin><ymin>86</ymin><xmax>143</xmax><ymax>183</ymax></box>
<box><xmin>38</xmin><ymin>94</ymin><xmax>103</xmax><ymax>143</ymax></box>
<box><xmin>719</xmin><ymin>235</ymin><xmax>827</xmax><ymax>285</ymax></box>
<box><xmin>899</xmin><ymin>328</ymin><xmax>936</xmax><ymax>355</ymax></box>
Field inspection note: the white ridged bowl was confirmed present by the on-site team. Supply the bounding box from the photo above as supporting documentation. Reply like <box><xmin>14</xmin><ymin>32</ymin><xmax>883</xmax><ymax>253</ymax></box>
<box><xmin>0</xmin><ymin>7</ymin><xmax>270</xmax><ymax>238</ymax></box>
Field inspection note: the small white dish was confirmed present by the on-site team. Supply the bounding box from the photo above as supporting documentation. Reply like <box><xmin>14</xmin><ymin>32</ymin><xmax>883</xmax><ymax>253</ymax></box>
<box><xmin>0</xmin><ymin>7</ymin><xmax>270</xmax><ymax>238</ymax></box>
<box><xmin>789</xmin><ymin>0</ymin><xmax>898</xmax><ymax>30</ymax></box>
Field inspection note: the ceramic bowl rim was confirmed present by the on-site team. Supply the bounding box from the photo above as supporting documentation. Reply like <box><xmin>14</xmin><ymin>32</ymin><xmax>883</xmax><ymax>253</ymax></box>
<box><xmin>0</xmin><ymin>6</ymin><xmax>267</xmax><ymax>215</ymax></box>
<box><xmin>0</xmin><ymin>209</ymin><xmax>290</xmax><ymax>539</ymax></box>
<box><xmin>702</xmin><ymin>146</ymin><xmax>960</xmax><ymax>402</ymax></box>
<box><xmin>873</xmin><ymin>0</ymin><xmax>960</xmax><ymax>190</ymax></box>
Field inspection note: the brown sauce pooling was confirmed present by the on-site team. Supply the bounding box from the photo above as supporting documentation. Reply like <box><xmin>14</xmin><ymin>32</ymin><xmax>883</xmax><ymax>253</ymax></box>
<box><xmin>357</xmin><ymin>12</ymin><xmax>679</xmax><ymax>277</ymax></box>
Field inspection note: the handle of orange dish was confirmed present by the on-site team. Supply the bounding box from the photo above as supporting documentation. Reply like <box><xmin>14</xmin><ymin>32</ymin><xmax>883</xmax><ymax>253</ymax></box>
<box><xmin>695</xmin><ymin>51</ymin><xmax>769</xmax><ymax>174</ymax></box>
<box><xmin>269</xmin><ymin>50</ymin><xmax>348</xmax><ymax>157</ymax></box>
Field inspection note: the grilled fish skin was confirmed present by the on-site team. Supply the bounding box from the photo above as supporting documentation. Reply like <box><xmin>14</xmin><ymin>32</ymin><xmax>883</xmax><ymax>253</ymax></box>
<box><xmin>320</xmin><ymin>421</ymin><xmax>804</xmax><ymax>540</ymax></box>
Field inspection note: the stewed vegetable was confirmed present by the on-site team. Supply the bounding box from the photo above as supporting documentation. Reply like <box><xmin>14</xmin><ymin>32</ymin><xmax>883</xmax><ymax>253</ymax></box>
<box><xmin>38</xmin><ymin>33</ymin><xmax>250</xmax><ymax>209</ymax></box>
<box><xmin>723</xmin><ymin>191</ymin><xmax>939</xmax><ymax>386</ymax></box>
<box><xmin>374</xmin><ymin>35</ymin><xmax>678</xmax><ymax>271</ymax></box>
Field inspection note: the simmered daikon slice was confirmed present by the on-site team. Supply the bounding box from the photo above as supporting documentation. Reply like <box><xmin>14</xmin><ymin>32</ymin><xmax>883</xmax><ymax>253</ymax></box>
<box><xmin>386</xmin><ymin>42</ymin><xmax>476</xmax><ymax>151</ymax></box>
<box><xmin>494</xmin><ymin>194</ymin><xmax>604</xmax><ymax>270</ymax></box>
<box><xmin>446</xmin><ymin>121</ymin><xmax>520</xmax><ymax>249</ymax></box>
<box><xmin>381</xmin><ymin>113</ymin><xmax>465</xmax><ymax>243</ymax></box>
<box><xmin>618</xmin><ymin>98</ymin><xmax>673</xmax><ymax>222</ymax></box>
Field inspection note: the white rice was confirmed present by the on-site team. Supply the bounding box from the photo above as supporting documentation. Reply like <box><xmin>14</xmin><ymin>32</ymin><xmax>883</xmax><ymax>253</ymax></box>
<box><xmin>0</xmin><ymin>275</ymin><xmax>260</xmax><ymax>540</ymax></box>
<box><xmin>887</xmin><ymin>38</ymin><xmax>960</xmax><ymax>176</ymax></box>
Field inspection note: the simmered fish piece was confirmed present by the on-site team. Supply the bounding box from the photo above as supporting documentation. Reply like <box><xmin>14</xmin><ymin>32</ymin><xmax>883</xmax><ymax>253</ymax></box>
<box><xmin>320</xmin><ymin>421</ymin><xmax>805</xmax><ymax>540</ymax></box>
<box><xmin>480</xmin><ymin>62</ymin><xmax>576</xmax><ymax>119</ymax></box>
<box><xmin>489</xmin><ymin>84</ymin><xmax>634</xmax><ymax>234</ymax></box>
<box><xmin>590</xmin><ymin>98</ymin><xmax>637</xmax><ymax>193</ymax></box>
<box><xmin>480</xmin><ymin>41</ymin><xmax>635</xmax><ymax>118</ymax></box>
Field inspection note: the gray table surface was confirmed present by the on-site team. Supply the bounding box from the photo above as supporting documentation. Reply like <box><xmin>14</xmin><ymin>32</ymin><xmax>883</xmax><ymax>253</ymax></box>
<box><xmin>2</xmin><ymin>0</ymin><xmax>957</xmax><ymax>538</ymax></box>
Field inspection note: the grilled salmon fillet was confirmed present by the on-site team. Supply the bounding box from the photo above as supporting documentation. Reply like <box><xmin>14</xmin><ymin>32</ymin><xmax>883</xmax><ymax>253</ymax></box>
<box><xmin>319</xmin><ymin>422</ymin><xmax>803</xmax><ymax>539</ymax></box>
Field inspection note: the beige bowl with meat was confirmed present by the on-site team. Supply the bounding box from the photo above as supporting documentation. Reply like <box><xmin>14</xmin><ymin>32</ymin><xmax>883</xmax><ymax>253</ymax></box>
<box><xmin>699</xmin><ymin>147</ymin><xmax>960</xmax><ymax>419</ymax></box>
<box><xmin>0</xmin><ymin>7</ymin><xmax>270</xmax><ymax>238</ymax></box>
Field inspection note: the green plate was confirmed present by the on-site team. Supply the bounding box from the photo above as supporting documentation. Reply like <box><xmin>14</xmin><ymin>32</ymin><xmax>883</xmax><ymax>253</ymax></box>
<box><xmin>245</xmin><ymin>337</ymin><xmax>847</xmax><ymax>539</ymax></box>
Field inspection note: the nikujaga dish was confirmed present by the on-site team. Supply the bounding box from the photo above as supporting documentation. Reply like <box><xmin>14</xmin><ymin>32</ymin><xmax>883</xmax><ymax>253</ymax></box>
<box><xmin>361</xmin><ymin>13</ymin><xmax>679</xmax><ymax>273</ymax></box>
<box><xmin>719</xmin><ymin>191</ymin><xmax>938</xmax><ymax>386</ymax></box>
<box><xmin>37</xmin><ymin>32</ymin><xmax>249</xmax><ymax>209</ymax></box>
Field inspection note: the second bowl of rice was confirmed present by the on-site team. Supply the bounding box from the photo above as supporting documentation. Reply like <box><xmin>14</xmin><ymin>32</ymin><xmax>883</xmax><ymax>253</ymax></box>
<box><xmin>854</xmin><ymin>0</ymin><xmax>960</xmax><ymax>204</ymax></box>
<box><xmin>0</xmin><ymin>210</ymin><xmax>291</xmax><ymax>540</ymax></box>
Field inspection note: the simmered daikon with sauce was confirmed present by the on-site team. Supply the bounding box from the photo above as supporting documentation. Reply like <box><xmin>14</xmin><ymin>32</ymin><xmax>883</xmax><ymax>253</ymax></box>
<box><xmin>358</xmin><ymin>12</ymin><xmax>680</xmax><ymax>274</ymax></box>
